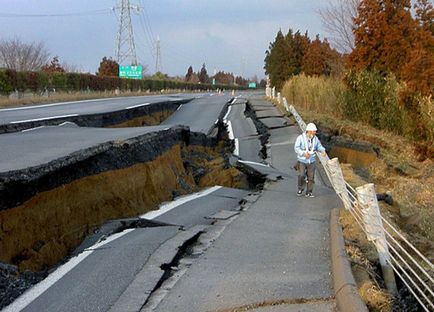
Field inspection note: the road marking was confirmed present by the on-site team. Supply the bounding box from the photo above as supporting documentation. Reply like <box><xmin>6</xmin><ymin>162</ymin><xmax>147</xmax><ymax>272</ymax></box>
<box><xmin>238</xmin><ymin>160</ymin><xmax>270</xmax><ymax>167</ymax></box>
<box><xmin>234</xmin><ymin>138</ymin><xmax>239</xmax><ymax>156</ymax></box>
<box><xmin>176</xmin><ymin>104</ymin><xmax>183</xmax><ymax>111</ymax></box>
<box><xmin>9</xmin><ymin>114</ymin><xmax>79</xmax><ymax>124</ymax></box>
<box><xmin>223</xmin><ymin>105</ymin><xmax>232</xmax><ymax>122</ymax></box>
<box><xmin>226</xmin><ymin>120</ymin><xmax>235</xmax><ymax>140</ymax></box>
<box><xmin>126</xmin><ymin>102</ymin><xmax>151</xmax><ymax>109</ymax></box>
<box><xmin>21</xmin><ymin>126</ymin><xmax>47</xmax><ymax>132</ymax></box>
<box><xmin>140</xmin><ymin>186</ymin><xmax>223</xmax><ymax>219</ymax></box>
<box><xmin>2</xmin><ymin>229</ymin><xmax>135</xmax><ymax>312</ymax></box>
<box><xmin>0</xmin><ymin>97</ymin><xmax>119</xmax><ymax>112</ymax></box>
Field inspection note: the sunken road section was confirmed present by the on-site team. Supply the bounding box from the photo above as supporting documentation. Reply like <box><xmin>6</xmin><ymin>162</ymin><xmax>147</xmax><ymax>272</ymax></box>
<box><xmin>0</xmin><ymin>125</ymin><xmax>248</xmax><ymax>272</ymax></box>
<box><xmin>0</xmin><ymin>98</ymin><xmax>190</xmax><ymax>134</ymax></box>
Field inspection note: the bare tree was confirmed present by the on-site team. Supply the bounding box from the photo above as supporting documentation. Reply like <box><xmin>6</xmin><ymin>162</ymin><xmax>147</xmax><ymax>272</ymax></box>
<box><xmin>0</xmin><ymin>38</ymin><xmax>50</xmax><ymax>71</ymax></box>
<box><xmin>319</xmin><ymin>0</ymin><xmax>360</xmax><ymax>53</ymax></box>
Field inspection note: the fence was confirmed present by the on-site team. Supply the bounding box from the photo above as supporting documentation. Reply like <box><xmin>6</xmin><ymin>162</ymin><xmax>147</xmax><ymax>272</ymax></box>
<box><xmin>267</xmin><ymin>87</ymin><xmax>434</xmax><ymax>311</ymax></box>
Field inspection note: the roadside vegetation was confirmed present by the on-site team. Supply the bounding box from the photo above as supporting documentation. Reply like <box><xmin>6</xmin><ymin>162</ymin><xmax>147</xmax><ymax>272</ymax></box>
<box><xmin>266</xmin><ymin>0</ymin><xmax>433</xmax><ymax>310</ymax></box>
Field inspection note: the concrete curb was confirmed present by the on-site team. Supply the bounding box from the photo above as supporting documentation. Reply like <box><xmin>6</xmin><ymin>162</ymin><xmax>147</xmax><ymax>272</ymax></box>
<box><xmin>330</xmin><ymin>208</ymin><xmax>368</xmax><ymax>312</ymax></box>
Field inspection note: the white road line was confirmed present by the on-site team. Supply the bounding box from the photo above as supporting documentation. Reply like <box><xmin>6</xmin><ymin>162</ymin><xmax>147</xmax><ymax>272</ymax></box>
<box><xmin>226</xmin><ymin>120</ymin><xmax>235</xmax><ymax>140</ymax></box>
<box><xmin>176</xmin><ymin>104</ymin><xmax>183</xmax><ymax>111</ymax></box>
<box><xmin>223</xmin><ymin>105</ymin><xmax>232</xmax><ymax>122</ymax></box>
<box><xmin>126</xmin><ymin>102</ymin><xmax>151</xmax><ymax>109</ymax></box>
<box><xmin>140</xmin><ymin>186</ymin><xmax>223</xmax><ymax>220</ymax></box>
<box><xmin>230</xmin><ymin>98</ymin><xmax>237</xmax><ymax>105</ymax></box>
<box><xmin>9</xmin><ymin>114</ymin><xmax>79</xmax><ymax>124</ymax></box>
<box><xmin>238</xmin><ymin>160</ymin><xmax>270</xmax><ymax>167</ymax></box>
<box><xmin>0</xmin><ymin>97</ymin><xmax>119</xmax><ymax>112</ymax></box>
<box><xmin>21</xmin><ymin>126</ymin><xmax>47</xmax><ymax>133</ymax></box>
<box><xmin>234</xmin><ymin>138</ymin><xmax>239</xmax><ymax>156</ymax></box>
<box><xmin>2</xmin><ymin>229</ymin><xmax>135</xmax><ymax>312</ymax></box>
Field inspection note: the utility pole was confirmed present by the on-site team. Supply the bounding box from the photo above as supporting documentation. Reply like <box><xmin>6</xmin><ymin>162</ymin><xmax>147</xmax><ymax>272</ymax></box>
<box><xmin>155</xmin><ymin>36</ymin><xmax>161</xmax><ymax>73</ymax></box>
<box><xmin>115</xmin><ymin>0</ymin><xmax>138</xmax><ymax>65</ymax></box>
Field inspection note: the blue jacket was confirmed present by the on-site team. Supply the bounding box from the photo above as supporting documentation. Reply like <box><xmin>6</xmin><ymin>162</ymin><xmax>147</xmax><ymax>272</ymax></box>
<box><xmin>294</xmin><ymin>133</ymin><xmax>325</xmax><ymax>164</ymax></box>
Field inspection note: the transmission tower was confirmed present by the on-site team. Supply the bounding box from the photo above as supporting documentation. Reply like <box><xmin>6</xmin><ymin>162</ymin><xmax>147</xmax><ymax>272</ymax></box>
<box><xmin>155</xmin><ymin>36</ymin><xmax>161</xmax><ymax>73</ymax></box>
<box><xmin>115</xmin><ymin>0</ymin><xmax>138</xmax><ymax>65</ymax></box>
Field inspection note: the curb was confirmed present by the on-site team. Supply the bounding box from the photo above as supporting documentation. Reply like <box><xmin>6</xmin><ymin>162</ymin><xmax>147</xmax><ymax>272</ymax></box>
<box><xmin>330</xmin><ymin>208</ymin><xmax>368</xmax><ymax>312</ymax></box>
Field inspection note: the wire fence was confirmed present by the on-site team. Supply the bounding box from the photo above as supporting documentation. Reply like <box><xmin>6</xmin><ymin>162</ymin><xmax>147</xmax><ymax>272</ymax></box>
<box><xmin>268</xmin><ymin>90</ymin><xmax>434</xmax><ymax>311</ymax></box>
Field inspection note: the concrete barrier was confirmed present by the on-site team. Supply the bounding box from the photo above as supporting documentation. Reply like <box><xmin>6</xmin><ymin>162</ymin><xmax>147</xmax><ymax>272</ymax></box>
<box><xmin>330</xmin><ymin>208</ymin><xmax>368</xmax><ymax>312</ymax></box>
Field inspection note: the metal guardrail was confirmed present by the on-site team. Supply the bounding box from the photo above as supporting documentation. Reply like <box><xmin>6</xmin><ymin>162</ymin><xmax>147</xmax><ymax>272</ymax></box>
<box><xmin>266</xmin><ymin>88</ymin><xmax>434</xmax><ymax>311</ymax></box>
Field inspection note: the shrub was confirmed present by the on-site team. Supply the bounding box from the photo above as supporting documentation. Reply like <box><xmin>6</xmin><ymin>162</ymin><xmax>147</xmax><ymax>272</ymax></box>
<box><xmin>0</xmin><ymin>70</ymin><xmax>13</xmax><ymax>94</ymax></box>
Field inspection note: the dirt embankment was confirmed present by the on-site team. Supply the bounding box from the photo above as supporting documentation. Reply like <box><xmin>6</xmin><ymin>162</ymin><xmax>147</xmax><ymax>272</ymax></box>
<box><xmin>0</xmin><ymin>127</ymin><xmax>249</xmax><ymax>273</ymax></box>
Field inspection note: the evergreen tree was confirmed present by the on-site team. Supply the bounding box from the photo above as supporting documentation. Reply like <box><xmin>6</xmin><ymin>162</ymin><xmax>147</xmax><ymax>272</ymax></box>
<box><xmin>185</xmin><ymin>66</ymin><xmax>194</xmax><ymax>82</ymax></box>
<box><xmin>198</xmin><ymin>63</ymin><xmax>209</xmax><ymax>83</ymax></box>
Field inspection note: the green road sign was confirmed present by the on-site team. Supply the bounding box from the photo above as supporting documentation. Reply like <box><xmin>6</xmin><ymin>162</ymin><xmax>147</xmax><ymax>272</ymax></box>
<box><xmin>248</xmin><ymin>82</ymin><xmax>257</xmax><ymax>89</ymax></box>
<box><xmin>212</xmin><ymin>78</ymin><xmax>216</xmax><ymax>86</ymax></box>
<box><xmin>119</xmin><ymin>65</ymin><xmax>143</xmax><ymax>79</ymax></box>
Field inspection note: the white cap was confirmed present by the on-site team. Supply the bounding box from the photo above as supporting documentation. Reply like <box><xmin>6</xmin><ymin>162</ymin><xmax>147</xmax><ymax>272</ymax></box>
<box><xmin>306</xmin><ymin>123</ymin><xmax>317</xmax><ymax>132</ymax></box>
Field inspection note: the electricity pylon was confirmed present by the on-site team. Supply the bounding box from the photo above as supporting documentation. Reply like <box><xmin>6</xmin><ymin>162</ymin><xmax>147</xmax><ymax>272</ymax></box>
<box><xmin>115</xmin><ymin>0</ymin><xmax>138</xmax><ymax>65</ymax></box>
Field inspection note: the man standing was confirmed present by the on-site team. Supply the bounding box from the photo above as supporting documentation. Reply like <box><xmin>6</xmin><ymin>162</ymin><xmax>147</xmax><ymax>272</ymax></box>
<box><xmin>294</xmin><ymin>123</ymin><xmax>326</xmax><ymax>198</ymax></box>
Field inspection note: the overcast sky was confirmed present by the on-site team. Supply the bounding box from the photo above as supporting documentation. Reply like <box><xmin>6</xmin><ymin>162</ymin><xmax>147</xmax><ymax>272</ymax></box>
<box><xmin>1</xmin><ymin>0</ymin><xmax>329</xmax><ymax>78</ymax></box>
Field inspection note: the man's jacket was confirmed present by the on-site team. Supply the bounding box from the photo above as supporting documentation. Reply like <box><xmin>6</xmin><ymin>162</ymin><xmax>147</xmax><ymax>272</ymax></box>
<box><xmin>294</xmin><ymin>133</ymin><xmax>325</xmax><ymax>164</ymax></box>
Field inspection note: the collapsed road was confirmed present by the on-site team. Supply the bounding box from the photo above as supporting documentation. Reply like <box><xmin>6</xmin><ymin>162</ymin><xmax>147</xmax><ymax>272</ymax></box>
<box><xmin>1</xmin><ymin>92</ymin><xmax>341</xmax><ymax>312</ymax></box>
<box><xmin>0</xmin><ymin>91</ymin><xmax>268</xmax><ymax>311</ymax></box>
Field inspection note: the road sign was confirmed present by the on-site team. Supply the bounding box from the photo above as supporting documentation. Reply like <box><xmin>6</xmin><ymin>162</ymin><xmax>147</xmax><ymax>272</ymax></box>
<box><xmin>248</xmin><ymin>82</ymin><xmax>257</xmax><ymax>89</ymax></box>
<box><xmin>119</xmin><ymin>65</ymin><xmax>142</xmax><ymax>79</ymax></box>
<box><xmin>212</xmin><ymin>78</ymin><xmax>216</xmax><ymax>86</ymax></box>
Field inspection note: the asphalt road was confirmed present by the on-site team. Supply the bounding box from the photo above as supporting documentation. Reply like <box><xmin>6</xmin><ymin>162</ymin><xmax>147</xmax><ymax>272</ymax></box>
<box><xmin>0</xmin><ymin>94</ymin><xmax>197</xmax><ymax>125</ymax></box>
<box><xmin>162</xmin><ymin>94</ymin><xmax>232</xmax><ymax>134</ymax></box>
<box><xmin>5</xmin><ymin>187</ymin><xmax>250</xmax><ymax>312</ymax></box>
<box><xmin>0</xmin><ymin>123</ymin><xmax>170</xmax><ymax>172</ymax></box>
<box><xmin>0</xmin><ymin>94</ymin><xmax>232</xmax><ymax>173</ymax></box>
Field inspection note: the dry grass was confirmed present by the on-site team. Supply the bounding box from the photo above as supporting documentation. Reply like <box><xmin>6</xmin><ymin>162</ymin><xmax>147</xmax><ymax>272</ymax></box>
<box><xmin>340</xmin><ymin>210</ymin><xmax>394</xmax><ymax>312</ymax></box>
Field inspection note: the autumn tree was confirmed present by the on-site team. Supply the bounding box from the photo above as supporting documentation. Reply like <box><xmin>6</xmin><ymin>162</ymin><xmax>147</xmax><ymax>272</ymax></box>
<box><xmin>41</xmin><ymin>56</ymin><xmax>65</xmax><ymax>73</ymax></box>
<box><xmin>198</xmin><ymin>63</ymin><xmax>209</xmax><ymax>83</ymax></box>
<box><xmin>185</xmin><ymin>65</ymin><xmax>194</xmax><ymax>82</ymax></box>
<box><xmin>97</xmin><ymin>57</ymin><xmax>119</xmax><ymax>77</ymax></box>
<box><xmin>212</xmin><ymin>71</ymin><xmax>234</xmax><ymax>85</ymax></box>
<box><xmin>348</xmin><ymin>0</ymin><xmax>417</xmax><ymax>77</ymax></box>
<box><xmin>414</xmin><ymin>0</ymin><xmax>434</xmax><ymax>35</ymax></box>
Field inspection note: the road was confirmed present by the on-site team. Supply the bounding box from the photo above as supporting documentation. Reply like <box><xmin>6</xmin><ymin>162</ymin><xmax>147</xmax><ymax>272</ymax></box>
<box><xmin>2</xmin><ymin>93</ymin><xmax>339</xmax><ymax>311</ymax></box>
<box><xmin>0</xmin><ymin>94</ymin><xmax>197</xmax><ymax>125</ymax></box>
<box><xmin>2</xmin><ymin>92</ymin><xmax>252</xmax><ymax>312</ymax></box>
<box><xmin>0</xmin><ymin>94</ymin><xmax>232</xmax><ymax>173</ymax></box>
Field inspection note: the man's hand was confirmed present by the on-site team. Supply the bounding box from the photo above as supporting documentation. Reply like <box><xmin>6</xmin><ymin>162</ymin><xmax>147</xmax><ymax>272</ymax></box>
<box><xmin>304</xmin><ymin>152</ymin><xmax>311</xmax><ymax>159</ymax></box>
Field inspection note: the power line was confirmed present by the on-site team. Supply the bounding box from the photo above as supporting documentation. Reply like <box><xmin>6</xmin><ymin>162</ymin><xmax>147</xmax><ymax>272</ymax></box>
<box><xmin>0</xmin><ymin>9</ymin><xmax>112</xmax><ymax>18</ymax></box>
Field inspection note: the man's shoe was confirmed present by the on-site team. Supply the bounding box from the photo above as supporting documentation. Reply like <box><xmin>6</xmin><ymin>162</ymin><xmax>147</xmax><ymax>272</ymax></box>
<box><xmin>305</xmin><ymin>192</ymin><xmax>315</xmax><ymax>198</ymax></box>
<box><xmin>297</xmin><ymin>190</ymin><xmax>303</xmax><ymax>196</ymax></box>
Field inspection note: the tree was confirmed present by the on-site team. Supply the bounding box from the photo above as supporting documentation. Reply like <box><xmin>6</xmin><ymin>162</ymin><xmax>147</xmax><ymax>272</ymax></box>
<box><xmin>185</xmin><ymin>65</ymin><xmax>194</xmax><ymax>82</ymax></box>
<box><xmin>41</xmin><ymin>56</ymin><xmax>65</xmax><ymax>73</ymax></box>
<box><xmin>264</xmin><ymin>29</ymin><xmax>293</xmax><ymax>90</ymax></box>
<box><xmin>0</xmin><ymin>38</ymin><xmax>50</xmax><ymax>71</ymax></box>
<box><xmin>198</xmin><ymin>63</ymin><xmax>209</xmax><ymax>83</ymax></box>
<box><xmin>319</xmin><ymin>0</ymin><xmax>360</xmax><ymax>53</ymax></box>
<box><xmin>348</xmin><ymin>0</ymin><xmax>417</xmax><ymax>77</ymax></box>
<box><xmin>414</xmin><ymin>0</ymin><xmax>434</xmax><ymax>35</ymax></box>
<box><xmin>97</xmin><ymin>57</ymin><xmax>119</xmax><ymax>77</ymax></box>
<box><xmin>212</xmin><ymin>71</ymin><xmax>234</xmax><ymax>85</ymax></box>
<box><xmin>302</xmin><ymin>36</ymin><xmax>334</xmax><ymax>76</ymax></box>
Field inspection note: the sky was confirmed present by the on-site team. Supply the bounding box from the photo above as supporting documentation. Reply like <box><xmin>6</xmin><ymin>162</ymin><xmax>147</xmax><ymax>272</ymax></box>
<box><xmin>0</xmin><ymin>0</ymin><xmax>329</xmax><ymax>79</ymax></box>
